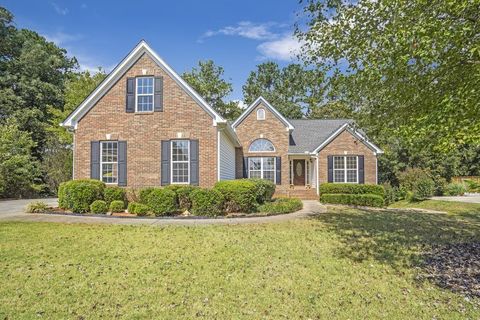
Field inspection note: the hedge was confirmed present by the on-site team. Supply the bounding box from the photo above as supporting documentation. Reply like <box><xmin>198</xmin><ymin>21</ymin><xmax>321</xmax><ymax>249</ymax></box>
<box><xmin>141</xmin><ymin>188</ymin><xmax>177</xmax><ymax>216</ymax></box>
<box><xmin>249</xmin><ymin>178</ymin><xmax>276</xmax><ymax>203</ymax></box>
<box><xmin>58</xmin><ymin>179</ymin><xmax>105</xmax><ymax>213</ymax></box>
<box><xmin>190</xmin><ymin>188</ymin><xmax>224</xmax><ymax>217</ymax></box>
<box><xmin>165</xmin><ymin>185</ymin><xmax>198</xmax><ymax>211</ymax></box>
<box><xmin>127</xmin><ymin>202</ymin><xmax>151</xmax><ymax>216</ymax></box>
<box><xmin>109</xmin><ymin>200</ymin><xmax>125</xmax><ymax>213</ymax></box>
<box><xmin>319</xmin><ymin>183</ymin><xmax>384</xmax><ymax>197</ymax></box>
<box><xmin>214</xmin><ymin>179</ymin><xmax>258</xmax><ymax>213</ymax></box>
<box><xmin>90</xmin><ymin>200</ymin><xmax>108</xmax><ymax>214</ymax></box>
<box><xmin>104</xmin><ymin>186</ymin><xmax>126</xmax><ymax>206</ymax></box>
<box><xmin>258</xmin><ymin>198</ymin><xmax>303</xmax><ymax>214</ymax></box>
<box><xmin>320</xmin><ymin>193</ymin><xmax>384</xmax><ymax>207</ymax></box>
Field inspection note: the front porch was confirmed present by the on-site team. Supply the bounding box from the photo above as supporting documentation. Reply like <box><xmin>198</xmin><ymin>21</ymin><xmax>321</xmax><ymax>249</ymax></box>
<box><xmin>274</xmin><ymin>155</ymin><xmax>318</xmax><ymax>200</ymax></box>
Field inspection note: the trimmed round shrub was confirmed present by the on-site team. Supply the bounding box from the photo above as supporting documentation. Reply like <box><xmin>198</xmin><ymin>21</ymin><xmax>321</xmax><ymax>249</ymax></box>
<box><xmin>319</xmin><ymin>183</ymin><xmax>384</xmax><ymax>197</ymax></box>
<box><xmin>58</xmin><ymin>179</ymin><xmax>105</xmax><ymax>213</ymax></box>
<box><xmin>104</xmin><ymin>186</ymin><xmax>126</xmax><ymax>206</ymax></box>
<box><xmin>109</xmin><ymin>200</ymin><xmax>125</xmax><ymax>213</ymax></box>
<box><xmin>258</xmin><ymin>198</ymin><xmax>303</xmax><ymax>214</ymax></box>
<box><xmin>142</xmin><ymin>188</ymin><xmax>177</xmax><ymax>216</ymax></box>
<box><xmin>166</xmin><ymin>185</ymin><xmax>198</xmax><ymax>211</ymax></box>
<box><xmin>320</xmin><ymin>193</ymin><xmax>384</xmax><ymax>207</ymax></box>
<box><xmin>25</xmin><ymin>201</ymin><xmax>49</xmax><ymax>213</ymax></box>
<box><xmin>127</xmin><ymin>202</ymin><xmax>151</xmax><ymax>216</ymax></box>
<box><xmin>214</xmin><ymin>179</ymin><xmax>257</xmax><ymax>213</ymax></box>
<box><xmin>190</xmin><ymin>188</ymin><xmax>224</xmax><ymax>217</ymax></box>
<box><xmin>249</xmin><ymin>178</ymin><xmax>276</xmax><ymax>203</ymax></box>
<box><xmin>90</xmin><ymin>200</ymin><xmax>108</xmax><ymax>214</ymax></box>
<box><xmin>444</xmin><ymin>183</ymin><xmax>467</xmax><ymax>196</ymax></box>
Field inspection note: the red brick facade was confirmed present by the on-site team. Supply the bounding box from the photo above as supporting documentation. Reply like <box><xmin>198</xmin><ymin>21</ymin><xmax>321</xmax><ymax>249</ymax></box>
<box><xmin>73</xmin><ymin>53</ymin><xmax>218</xmax><ymax>188</ymax></box>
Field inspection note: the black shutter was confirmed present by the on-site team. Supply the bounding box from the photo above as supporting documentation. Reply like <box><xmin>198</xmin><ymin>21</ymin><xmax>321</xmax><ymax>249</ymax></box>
<box><xmin>126</xmin><ymin>78</ymin><xmax>135</xmax><ymax>113</ymax></box>
<box><xmin>275</xmin><ymin>157</ymin><xmax>281</xmax><ymax>185</ymax></box>
<box><xmin>243</xmin><ymin>157</ymin><xmax>248</xmax><ymax>178</ymax></box>
<box><xmin>154</xmin><ymin>76</ymin><xmax>163</xmax><ymax>112</ymax></box>
<box><xmin>327</xmin><ymin>156</ymin><xmax>333</xmax><ymax>183</ymax></box>
<box><xmin>118</xmin><ymin>141</ymin><xmax>127</xmax><ymax>186</ymax></box>
<box><xmin>90</xmin><ymin>141</ymin><xmax>100</xmax><ymax>180</ymax></box>
<box><xmin>161</xmin><ymin>141</ymin><xmax>170</xmax><ymax>186</ymax></box>
<box><xmin>358</xmin><ymin>155</ymin><xmax>365</xmax><ymax>184</ymax></box>
<box><xmin>190</xmin><ymin>140</ymin><xmax>199</xmax><ymax>185</ymax></box>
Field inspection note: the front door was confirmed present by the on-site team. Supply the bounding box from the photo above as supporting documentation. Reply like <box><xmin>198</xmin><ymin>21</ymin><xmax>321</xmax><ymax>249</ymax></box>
<box><xmin>293</xmin><ymin>160</ymin><xmax>306</xmax><ymax>186</ymax></box>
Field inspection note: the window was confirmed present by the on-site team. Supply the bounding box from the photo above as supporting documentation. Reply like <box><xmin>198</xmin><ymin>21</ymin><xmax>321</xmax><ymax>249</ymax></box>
<box><xmin>171</xmin><ymin>140</ymin><xmax>189</xmax><ymax>184</ymax></box>
<box><xmin>257</xmin><ymin>108</ymin><xmax>265</xmax><ymax>120</ymax></box>
<box><xmin>248</xmin><ymin>157</ymin><xmax>275</xmax><ymax>183</ymax></box>
<box><xmin>136</xmin><ymin>77</ymin><xmax>154</xmax><ymax>112</ymax></box>
<box><xmin>333</xmin><ymin>156</ymin><xmax>358</xmax><ymax>183</ymax></box>
<box><xmin>101</xmin><ymin>141</ymin><xmax>118</xmax><ymax>184</ymax></box>
<box><xmin>249</xmin><ymin>139</ymin><xmax>275</xmax><ymax>152</ymax></box>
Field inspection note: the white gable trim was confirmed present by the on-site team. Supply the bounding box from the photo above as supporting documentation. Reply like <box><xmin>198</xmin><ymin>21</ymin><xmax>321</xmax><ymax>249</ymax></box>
<box><xmin>61</xmin><ymin>40</ymin><xmax>226</xmax><ymax>128</ymax></box>
<box><xmin>232</xmin><ymin>96</ymin><xmax>294</xmax><ymax>131</ymax></box>
<box><xmin>312</xmin><ymin>123</ymin><xmax>383</xmax><ymax>154</ymax></box>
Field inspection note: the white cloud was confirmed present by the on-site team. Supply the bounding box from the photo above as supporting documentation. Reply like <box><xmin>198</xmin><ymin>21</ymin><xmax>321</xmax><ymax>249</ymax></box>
<box><xmin>257</xmin><ymin>34</ymin><xmax>304</xmax><ymax>61</ymax></box>
<box><xmin>51</xmin><ymin>2</ymin><xmax>69</xmax><ymax>15</ymax></box>
<box><xmin>233</xmin><ymin>100</ymin><xmax>248</xmax><ymax>109</ymax></box>
<box><xmin>200</xmin><ymin>21</ymin><xmax>277</xmax><ymax>42</ymax></box>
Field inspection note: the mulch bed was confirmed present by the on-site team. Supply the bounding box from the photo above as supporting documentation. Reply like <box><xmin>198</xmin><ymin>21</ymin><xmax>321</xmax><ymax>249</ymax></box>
<box><xmin>419</xmin><ymin>242</ymin><xmax>480</xmax><ymax>297</ymax></box>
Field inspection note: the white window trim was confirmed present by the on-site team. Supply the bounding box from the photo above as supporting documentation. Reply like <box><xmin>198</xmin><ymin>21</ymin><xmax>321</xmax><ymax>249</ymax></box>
<box><xmin>257</xmin><ymin>108</ymin><xmax>265</xmax><ymax>120</ymax></box>
<box><xmin>333</xmin><ymin>155</ymin><xmax>359</xmax><ymax>184</ymax></box>
<box><xmin>248</xmin><ymin>139</ymin><xmax>276</xmax><ymax>153</ymax></box>
<box><xmin>248</xmin><ymin>157</ymin><xmax>276</xmax><ymax>184</ymax></box>
<box><xmin>100</xmin><ymin>141</ymin><xmax>118</xmax><ymax>185</ymax></box>
<box><xmin>170</xmin><ymin>140</ymin><xmax>190</xmax><ymax>185</ymax></box>
<box><xmin>135</xmin><ymin>77</ymin><xmax>154</xmax><ymax>112</ymax></box>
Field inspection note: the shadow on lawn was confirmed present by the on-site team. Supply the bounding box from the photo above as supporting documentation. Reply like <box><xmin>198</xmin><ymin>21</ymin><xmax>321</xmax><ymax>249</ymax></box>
<box><xmin>313</xmin><ymin>207</ymin><xmax>480</xmax><ymax>268</ymax></box>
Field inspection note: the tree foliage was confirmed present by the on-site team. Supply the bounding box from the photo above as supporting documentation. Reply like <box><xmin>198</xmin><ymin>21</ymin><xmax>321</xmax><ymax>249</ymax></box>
<box><xmin>182</xmin><ymin>60</ymin><xmax>241</xmax><ymax>121</ymax></box>
<box><xmin>243</xmin><ymin>62</ymin><xmax>326</xmax><ymax>119</ymax></box>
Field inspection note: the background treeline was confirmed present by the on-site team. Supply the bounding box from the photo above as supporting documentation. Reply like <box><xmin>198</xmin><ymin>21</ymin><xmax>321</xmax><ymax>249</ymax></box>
<box><xmin>1</xmin><ymin>1</ymin><xmax>479</xmax><ymax>198</ymax></box>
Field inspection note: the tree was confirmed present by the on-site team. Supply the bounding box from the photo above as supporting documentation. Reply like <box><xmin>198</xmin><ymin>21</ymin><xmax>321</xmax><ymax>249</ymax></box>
<box><xmin>308</xmin><ymin>101</ymin><xmax>354</xmax><ymax>119</ymax></box>
<box><xmin>297</xmin><ymin>0</ymin><xmax>480</xmax><ymax>151</ymax></box>
<box><xmin>243</xmin><ymin>62</ymin><xmax>325</xmax><ymax>119</ymax></box>
<box><xmin>182</xmin><ymin>60</ymin><xmax>241</xmax><ymax>121</ymax></box>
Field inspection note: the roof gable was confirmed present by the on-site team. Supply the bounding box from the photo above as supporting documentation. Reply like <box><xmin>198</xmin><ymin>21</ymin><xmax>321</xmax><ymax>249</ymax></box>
<box><xmin>61</xmin><ymin>40</ymin><xmax>226</xmax><ymax>128</ymax></box>
<box><xmin>232</xmin><ymin>97</ymin><xmax>294</xmax><ymax>131</ymax></box>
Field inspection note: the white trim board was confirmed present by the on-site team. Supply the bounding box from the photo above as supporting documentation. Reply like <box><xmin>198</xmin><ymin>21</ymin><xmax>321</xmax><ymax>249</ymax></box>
<box><xmin>61</xmin><ymin>40</ymin><xmax>226</xmax><ymax>128</ymax></box>
<box><xmin>232</xmin><ymin>96</ymin><xmax>294</xmax><ymax>131</ymax></box>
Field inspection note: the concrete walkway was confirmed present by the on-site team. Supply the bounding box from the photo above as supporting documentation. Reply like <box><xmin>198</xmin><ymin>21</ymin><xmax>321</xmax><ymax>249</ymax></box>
<box><xmin>431</xmin><ymin>195</ymin><xmax>480</xmax><ymax>204</ymax></box>
<box><xmin>0</xmin><ymin>198</ymin><xmax>325</xmax><ymax>226</ymax></box>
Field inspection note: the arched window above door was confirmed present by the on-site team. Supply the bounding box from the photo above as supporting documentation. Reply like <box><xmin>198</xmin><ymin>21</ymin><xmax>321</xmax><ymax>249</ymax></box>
<box><xmin>249</xmin><ymin>139</ymin><xmax>275</xmax><ymax>152</ymax></box>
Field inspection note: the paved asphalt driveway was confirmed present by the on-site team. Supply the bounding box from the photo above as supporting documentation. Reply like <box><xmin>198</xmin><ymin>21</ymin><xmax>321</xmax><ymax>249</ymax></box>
<box><xmin>0</xmin><ymin>198</ymin><xmax>324</xmax><ymax>226</ymax></box>
<box><xmin>431</xmin><ymin>195</ymin><xmax>480</xmax><ymax>204</ymax></box>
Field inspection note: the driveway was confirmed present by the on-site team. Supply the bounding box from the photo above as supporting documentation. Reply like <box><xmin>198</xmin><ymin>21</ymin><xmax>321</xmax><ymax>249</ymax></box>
<box><xmin>431</xmin><ymin>195</ymin><xmax>480</xmax><ymax>204</ymax></box>
<box><xmin>0</xmin><ymin>199</ymin><xmax>325</xmax><ymax>226</ymax></box>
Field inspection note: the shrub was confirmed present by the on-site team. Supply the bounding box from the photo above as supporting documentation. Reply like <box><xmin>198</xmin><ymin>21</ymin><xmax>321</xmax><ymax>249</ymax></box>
<box><xmin>320</xmin><ymin>193</ymin><xmax>384</xmax><ymax>207</ymax></box>
<box><xmin>397</xmin><ymin>168</ymin><xmax>431</xmax><ymax>191</ymax></box>
<box><xmin>139</xmin><ymin>187</ymin><xmax>156</xmax><ymax>204</ymax></box>
<box><xmin>25</xmin><ymin>201</ymin><xmax>48</xmax><ymax>213</ymax></box>
<box><xmin>166</xmin><ymin>185</ymin><xmax>198</xmax><ymax>211</ymax></box>
<box><xmin>411</xmin><ymin>177</ymin><xmax>435</xmax><ymax>201</ymax></box>
<box><xmin>249</xmin><ymin>178</ymin><xmax>276</xmax><ymax>203</ymax></box>
<box><xmin>214</xmin><ymin>180</ymin><xmax>257</xmax><ymax>213</ymax></box>
<box><xmin>258</xmin><ymin>198</ymin><xmax>303</xmax><ymax>214</ymax></box>
<box><xmin>383</xmin><ymin>183</ymin><xmax>397</xmax><ymax>206</ymax></box>
<box><xmin>190</xmin><ymin>188</ymin><xmax>224</xmax><ymax>217</ymax></box>
<box><xmin>142</xmin><ymin>188</ymin><xmax>177</xmax><ymax>216</ymax></box>
<box><xmin>104</xmin><ymin>186</ymin><xmax>126</xmax><ymax>206</ymax></box>
<box><xmin>443</xmin><ymin>183</ymin><xmax>467</xmax><ymax>196</ymax></box>
<box><xmin>58</xmin><ymin>179</ymin><xmax>105</xmax><ymax>213</ymax></box>
<box><xmin>109</xmin><ymin>200</ymin><xmax>125</xmax><ymax>213</ymax></box>
<box><xmin>90</xmin><ymin>200</ymin><xmax>108</xmax><ymax>214</ymax></box>
<box><xmin>319</xmin><ymin>183</ymin><xmax>384</xmax><ymax>197</ymax></box>
<box><xmin>127</xmin><ymin>202</ymin><xmax>151</xmax><ymax>216</ymax></box>
<box><xmin>464</xmin><ymin>179</ymin><xmax>480</xmax><ymax>193</ymax></box>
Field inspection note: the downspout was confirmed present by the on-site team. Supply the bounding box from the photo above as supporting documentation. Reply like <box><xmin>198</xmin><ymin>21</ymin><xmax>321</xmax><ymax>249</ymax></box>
<box><xmin>315</xmin><ymin>154</ymin><xmax>319</xmax><ymax>195</ymax></box>
<box><xmin>217</xmin><ymin>129</ymin><xmax>221</xmax><ymax>182</ymax></box>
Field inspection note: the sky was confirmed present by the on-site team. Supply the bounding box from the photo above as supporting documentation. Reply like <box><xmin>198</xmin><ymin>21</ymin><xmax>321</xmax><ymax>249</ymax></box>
<box><xmin>4</xmin><ymin>0</ymin><xmax>305</xmax><ymax>101</ymax></box>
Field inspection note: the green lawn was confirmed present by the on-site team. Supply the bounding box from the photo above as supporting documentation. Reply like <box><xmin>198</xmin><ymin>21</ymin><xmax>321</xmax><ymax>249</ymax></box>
<box><xmin>390</xmin><ymin>199</ymin><xmax>480</xmax><ymax>217</ymax></box>
<box><xmin>1</xmin><ymin>205</ymin><xmax>479</xmax><ymax>319</ymax></box>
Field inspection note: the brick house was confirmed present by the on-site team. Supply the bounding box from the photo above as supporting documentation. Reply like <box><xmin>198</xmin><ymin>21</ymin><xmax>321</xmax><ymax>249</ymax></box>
<box><xmin>61</xmin><ymin>41</ymin><xmax>382</xmax><ymax>198</ymax></box>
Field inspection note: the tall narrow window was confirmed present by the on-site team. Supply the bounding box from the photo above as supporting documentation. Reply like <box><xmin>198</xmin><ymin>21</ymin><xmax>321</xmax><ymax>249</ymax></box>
<box><xmin>136</xmin><ymin>77</ymin><xmax>154</xmax><ymax>112</ymax></box>
<box><xmin>333</xmin><ymin>156</ymin><xmax>358</xmax><ymax>183</ymax></box>
<box><xmin>248</xmin><ymin>157</ymin><xmax>275</xmax><ymax>183</ymax></box>
<box><xmin>257</xmin><ymin>108</ymin><xmax>265</xmax><ymax>120</ymax></box>
<box><xmin>171</xmin><ymin>140</ymin><xmax>190</xmax><ymax>184</ymax></box>
<box><xmin>101</xmin><ymin>141</ymin><xmax>118</xmax><ymax>184</ymax></box>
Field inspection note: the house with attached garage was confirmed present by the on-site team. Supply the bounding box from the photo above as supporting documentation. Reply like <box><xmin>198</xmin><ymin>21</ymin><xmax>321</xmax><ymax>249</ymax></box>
<box><xmin>61</xmin><ymin>40</ymin><xmax>383</xmax><ymax>199</ymax></box>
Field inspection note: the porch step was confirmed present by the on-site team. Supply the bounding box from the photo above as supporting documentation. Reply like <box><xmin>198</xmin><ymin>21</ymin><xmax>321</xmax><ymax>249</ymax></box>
<box><xmin>273</xmin><ymin>187</ymin><xmax>318</xmax><ymax>200</ymax></box>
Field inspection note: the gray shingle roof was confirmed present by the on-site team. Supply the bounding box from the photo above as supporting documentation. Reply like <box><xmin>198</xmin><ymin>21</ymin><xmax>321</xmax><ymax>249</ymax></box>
<box><xmin>288</xmin><ymin>119</ymin><xmax>353</xmax><ymax>153</ymax></box>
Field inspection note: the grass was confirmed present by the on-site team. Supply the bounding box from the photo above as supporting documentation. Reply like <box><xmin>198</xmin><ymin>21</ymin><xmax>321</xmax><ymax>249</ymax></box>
<box><xmin>390</xmin><ymin>199</ymin><xmax>480</xmax><ymax>219</ymax></box>
<box><xmin>1</xmin><ymin>204</ymin><xmax>480</xmax><ymax>318</ymax></box>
